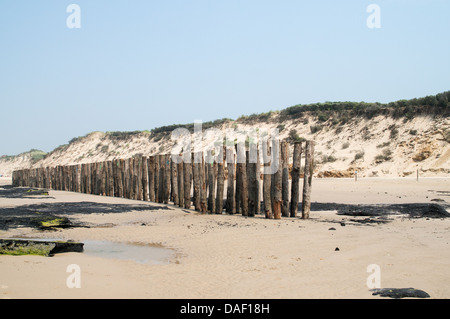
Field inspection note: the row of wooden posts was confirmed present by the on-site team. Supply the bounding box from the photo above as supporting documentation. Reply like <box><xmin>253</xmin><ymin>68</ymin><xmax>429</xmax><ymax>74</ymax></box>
<box><xmin>12</xmin><ymin>140</ymin><xmax>315</xmax><ymax>219</ymax></box>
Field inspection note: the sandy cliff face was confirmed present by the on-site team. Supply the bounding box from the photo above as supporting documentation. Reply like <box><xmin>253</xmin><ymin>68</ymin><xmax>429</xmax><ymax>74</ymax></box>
<box><xmin>1</xmin><ymin>113</ymin><xmax>449</xmax><ymax>178</ymax></box>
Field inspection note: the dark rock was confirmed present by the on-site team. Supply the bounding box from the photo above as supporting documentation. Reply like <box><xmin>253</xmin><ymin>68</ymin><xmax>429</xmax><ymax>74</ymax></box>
<box><xmin>371</xmin><ymin>288</ymin><xmax>430</xmax><ymax>299</ymax></box>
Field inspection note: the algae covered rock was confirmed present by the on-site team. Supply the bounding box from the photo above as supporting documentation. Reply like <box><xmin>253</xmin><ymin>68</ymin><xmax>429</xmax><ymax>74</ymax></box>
<box><xmin>0</xmin><ymin>239</ymin><xmax>83</xmax><ymax>257</ymax></box>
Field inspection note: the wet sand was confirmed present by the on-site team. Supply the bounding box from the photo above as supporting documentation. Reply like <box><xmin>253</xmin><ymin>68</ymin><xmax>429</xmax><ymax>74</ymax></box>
<box><xmin>0</xmin><ymin>177</ymin><xmax>449</xmax><ymax>299</ymax></box>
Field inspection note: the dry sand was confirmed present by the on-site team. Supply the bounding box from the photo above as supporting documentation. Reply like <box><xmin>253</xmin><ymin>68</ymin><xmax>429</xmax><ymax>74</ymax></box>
<box><xmin>0</xmin><ymin>177</ymin><xmax>449</xmax><ymax>299</ymax></box>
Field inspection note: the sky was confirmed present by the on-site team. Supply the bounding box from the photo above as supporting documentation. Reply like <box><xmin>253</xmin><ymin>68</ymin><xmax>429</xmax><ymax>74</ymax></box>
<box><xmin>0</xmin><ymin>0</ymin><xmax>449</xmax><ymax>155</ymax></box>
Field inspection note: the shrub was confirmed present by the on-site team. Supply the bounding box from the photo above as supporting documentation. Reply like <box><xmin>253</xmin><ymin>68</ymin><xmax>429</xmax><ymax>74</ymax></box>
<box><xmin>288</xmin><ymin>129</ymin><xmax>305</xmax><ymax>143</ymax></box>
<box><xmin>321</xmin><ymin>154</ymin><xmax>337</xmax><ymax>163</ymax></box>
<box><xmin>100</xmin><ymin>145</ymin><xmax>109</xmax><ymax>153</ymax></box>
<box><xmin>341</xmin><ymin>142</ymin><xmax>350</xmax><ymax>149</ymax></box>
<box><xmin>376</xmin><ymin>142</ymin><xmax>391</xmax><ymax>148</ymax></box>
<box><xmin>353</xmin><ymin>151</ymin><xmax>365</xmax><ymax>161</ymax></box>
<box><xmin>409</xmin><ymin>129</ymin><xmax>418</xmax><ymax>135</ymax></box>
<box><xmin>310</xmin><ymin>125</ymin><xmax>323</xmax><ymax>134</ymax></box>
<box><xmin>317</xmin><ymin>113</ymin><xmax>329</xmax><ymax>122</ymax></box>
<box><xmin>389</xmin><ymin>125</ymin><xmax>399</xmax><ymax>139</ymax></box>
<box><xmin>375</xmin><ymin>148</ymin><xmax>393</xmax><ymax>163</ymax></box>
<box><xmin>361</xmin><ymin>127</ymin><xmax>371</xmax><ymax>140</ymax></box>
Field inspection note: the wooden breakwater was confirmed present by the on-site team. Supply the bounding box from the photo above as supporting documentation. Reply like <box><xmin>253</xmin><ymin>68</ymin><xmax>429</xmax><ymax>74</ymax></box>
<box><xmin>12</xmin><ymin>140</ymin><xmax>315</xmax><ymax>219</ymax></box>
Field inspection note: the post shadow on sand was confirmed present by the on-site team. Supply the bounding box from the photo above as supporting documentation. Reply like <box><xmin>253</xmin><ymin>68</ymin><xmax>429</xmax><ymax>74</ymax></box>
<box><xmin>0</xmin><ymin>200</ymin><xmax>172</xmax><ymax>231</ymax></box>
<box><xmin>0</xmin><ymin>185</ymin><xmax>55</xmax><ymax>199</ymax></box>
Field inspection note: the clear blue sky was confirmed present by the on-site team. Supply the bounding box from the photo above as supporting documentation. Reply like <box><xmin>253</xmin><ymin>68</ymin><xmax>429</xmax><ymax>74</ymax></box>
<box><xmin>1</xmin><ymin>0</ymin><xmax>449</xmax><ymax>155</ymax></box>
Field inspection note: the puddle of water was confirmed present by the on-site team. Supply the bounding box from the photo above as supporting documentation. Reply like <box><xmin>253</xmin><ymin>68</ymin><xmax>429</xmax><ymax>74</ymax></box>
<box><xmin>83</xmin><ymin>240</ymin><xmax>174</xmax><ymax>265</ymax></box>
<box><xmin>7</xmin><ymin>237</ymin><xmax>175</xmax><ymax>265</ymax></box>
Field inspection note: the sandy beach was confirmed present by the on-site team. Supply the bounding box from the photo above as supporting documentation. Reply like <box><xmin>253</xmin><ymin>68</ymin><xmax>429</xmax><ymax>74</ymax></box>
<box><xmin>0</xmin><ymin>176</ymin><xmax>449</xmax><ymax>299</ymax></box>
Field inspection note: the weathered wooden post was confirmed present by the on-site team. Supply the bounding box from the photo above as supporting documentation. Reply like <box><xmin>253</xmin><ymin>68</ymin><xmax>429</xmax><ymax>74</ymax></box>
<box><xmin>200</xmin><ymin>153</ymin><xmax>207</xmax><ymax>213</ymax></box>
<box><xmin>142</xmin><ymin>156</ymin><xmax>148</xmax><ymax>201</ymax></box>
<box><xmin>290</xmin><ymin>142</ymin><xmax>302</xmax><ymax>217</ymax></box>
<box><xmin>164</xmin><ymin>154</ymin><xmax>171</xmax><ymax>204</ymax></box>
<box><xmin>63</xmin><ymin>165</ymin><xmax>69</xmax><ymax>191</ymax></box>
<box><xmin>226</xmin><ymin>147</ymin><xmax>235</xmax><ymax>214</ymax></box>
<box><xmin>184</xmin><ymin>157</ymin><xmax>192</xmax><ymax>209</ymax></box>
<box><xmin>262</xmin><ymin>137</ymin><xmax>273</xmax><ymax>219</ymax></box>
<box><xmin>125</xmin><ymin>159</ymin><xmax>131</xmax><ymax>198</ymax></box>
<box><xmin>207</xmin><ymin>150</ymin><xmax>215</xmax><ymax>213</ymax></box>
<box><xmin>235</xmin><ymin>145</ymin><xmax>242</xmax><ymax>214</ymax></box>
<box><xmin>178</xmin><ymin>160</ymin><xmax>184</xmax><ymax>208</ymax></box>
<box><xmin>105</xmin><ymin>161</ymin><xmax>110</xmax><ymax>196</ymax></box>
<box><xmin>170</xmin><ymin>156</ymin><xmax>177</xmax><ymax>205</ymax></box>
<box><xmin>237</xmin><ymin>143</ymin><xmax>248</xmax><ymax>216</ymax></box>
<box><xmin>215</xmin><ymin>146</ymin><xmax>225</xmax><ymax>214</ymax></box>
<box><xmin>154</xmin><ymin>155</ymin><xmax>160</xmax><ymax>202</ymax></box>
<box><xmin>103</xmin><ymin>162</ymin><xmax>109</xmax><ymax>196</ymax></box>
<box><xmin>147</xmin><ymin>157</ymin><xmax>155</xmax><ymax>202</ymax></box>
<box><xmin>160</xmin><ymin>155</ymin><xmax>166</xmax><ymax>203</ymax></box>
<box><xmin>281</xmin><ymin>141</ymin><xmax>290</xmax><ymax>217</ymax></box>
<box><xmin>302</xmin><ymin>140</ymin><xmax>315</xmax><ymax>219</ymax></box>
<box><xmin>272</xmin><ymin>140</ymin><xmax>282</xmax><ymax>219</ymax></box>
<box><xmin>248</xmin><ymin>143</ymin><xmax>258</xmax><ymax>217</ymax></box>
<box><xmin>171</xmin><ymin>155</ymin><xmax>179</xmax><ymax>205</ymax></box>
<box><xmin>136</xmin><ymin>157</ymin><xmax>143</xmax><ymax>200</ymax></box>
<box><xmin>192</xmin><ymin>152</ymin><xmax>201</xmax><ymax>211</ymax></box>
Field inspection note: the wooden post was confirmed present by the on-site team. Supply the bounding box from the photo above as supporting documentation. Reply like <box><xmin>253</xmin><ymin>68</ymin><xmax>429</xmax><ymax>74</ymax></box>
<box><xmin>272</xmin><ymin>140</ymin><xmax>282</xmax><ymax>219</ymax></box>
<box><xmin>108</xmin><ymin>161</ymin><xmax>114</xmax><ymax>196</ymax></box>
<box><xmin>77</xmin><ymin>164</ymin><xmax>82</xmax><ymax>193</ymax></box>
<box><xmin>125</xmin><ymin>159</ymin><xmax>132</xmax><ymax>198</ymax></box>
<box><xmin>164</xmin><ymin>154</ymin><xmax>171</xmax><ymax>204</ymax></box>
<box><xmin>85</xmin><ymin>164</ymin><xmax>90</xmax><ymax>194</ymax></box>
<box><xmin>248</xmin><ymin>144</ymin><xmax>258</xmax><ymax>217</ymax></box>
<box><xmin>235</xmin><ymin>145</ymin><xmax>242</xmax><ymax>214</ymax></box>
<box><xmin>160</xmin><ymin>155</ymin><xmax>166</xmax><ymax>203</ymax></box>
<box><xmin>154</xmin><ymin>155</ymin><xmax>160</xmax><ymax>202</ymax></box>
<box><xmin>237</xmin><ymin>143</ymin><xmax>248</xmax><ymax>216</ymax></box>
<box><xmin>147</xmin><ymin>157</ymin><xmax>155</xmax><ymax>202</ymax></box>
<box><xmin>171</xmin><ymin>155</ymin><xmax>179</xmax><ymax>205</ymax></box>
<box><xmin>137</xmin><ymin>157</ymin><xmax>143</xmax><ymax>200</ymax></box>
<box><xmin>290</xmin><ymin>142</ymin><xmax>302</xmax><ymax>217</ymax></box>
<box><xmin>193</xmin><ymin>153</ymin><xmax>201</xmax><ymax>211</ymax></box>
<box><xmin>178</xmin><ymin>161</ymin><xmax>184</xmax><ymax>208</ymax></box>
<box><xmin>170</xmin><ymin>157</ymin><xmax>176</xmax><ymax>204</ymax></box>
<box><xmin>226</xmin><ymin>147</ymin><xmax>235</xmax><ymax>214</ymax></box>
<box><xmin>184</xmin><ymin>159</ymin><xmax>191</xmax><ymax>209</ymax></box>
<box><xmin>263</xmin><ymin>138</ymin><xmax>273</xmax><ymax>219</ymax></box>
<box><xmin>101</xmin><ymin>162</ymin><xmax>107</xmax><ymax>196</ymax></box>
<box><xmin>256</xmin><ymin>145</ymin><xmax>261</xmax><ymax>215</ymax></box>
<box><xmin>142</xmin><ymin>156</ymin><xmax>148</xmax><ymax>201</ymax></box>
<box><xmin>207</xmin><ymin>150</ymin><xmax>215</xmax><ymax>213</ymax></box>
<box><xmin>281</xmin><ymin>141</ymin><xmax>290</xmax><ymax>217</ymax></box>
<box><xmin>64</xmin><ymin>165</ymin><xmax>70</xmax><ymax>191</ymax></box>
<box><xmin>200</xmin><ymin>153</ymin><xmax>207</xmax><ymax>213</ymax></box>
<box><xmin>215</xmin><ymin>146</ymin><xmax>225</xmax><ymax>214</ymax></box>
<box><xmin>302</xmin><ymin>140</ymin><xmax>315</xmax><ymax>219</ymax></box>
